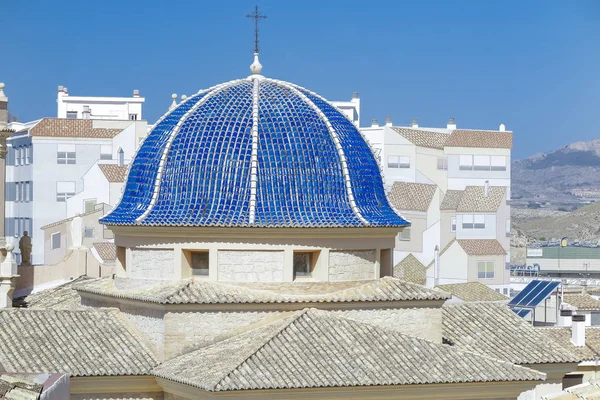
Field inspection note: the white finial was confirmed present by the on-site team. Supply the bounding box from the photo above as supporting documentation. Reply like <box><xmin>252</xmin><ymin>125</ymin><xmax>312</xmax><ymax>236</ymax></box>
<box><xmin>169</xmin><ymin>93</ymin><xmax>178</xmax><ymax>110</ymax></box>
<box><xmin>499</xmin><ymin>123</ymin><xmax>506</xmax><ymax>132</ymax></box>
<box><xmin>181</xmin><ymin>94</ymin><xmax>187</xmax><ymax>101</ymax></box>
<box><xmin>250</xmin><ymin>52</ymin><xmax>263</xmax><ymax>75</ymax></box>
<box><xmin>0</xmin><ymin>83</ymin><xmax>6</xmax><ymax>101</ymax></box>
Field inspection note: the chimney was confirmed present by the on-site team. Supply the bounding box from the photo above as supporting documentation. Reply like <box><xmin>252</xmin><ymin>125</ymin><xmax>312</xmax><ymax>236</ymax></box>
<box><xmin>385</xmin><ymin>116</ymin><xmax>392</xmax><ymax>127</ymax></box>
<box><xmin>447</xmin><ymin>117</ymin><xmax>456</xmax><ymax>130</ymax></box>
<box><xmin>133</xmin><ymin>89</ymin><xmax>140</xmax><ymax>98</ymax></box>
<box><xmin>169</xmin><ymin>93</ymin><xmax>178</xmax><ymax>110</ymax></box>
<box><xmin>434</xmin><ymin>245</ymin><xmax>440</xmax><ymax>286</ymax></box>
<box><xmin>571</xmin><ymin>314</ymin><xmax>586</xmax><ymax>347</ymax></box>
<box><xmin>499</xmin><ymin>123</ymin><xmax>506</xmax><ymax>132</ymax></box>
<box><xmin>58</xmin><ymin>85</ymin><xmax>68</xmax><ymax>95</ymax></box>
<box><xmin>82</xmin><ymin>105</ymin><xmax>91</xmax><ymax>120</ymax></box>
<box><xmin>0</xmin><ymin>83</ymin><xmax>7</xmax><ymax>130</ymax></box>
<box><xmin>371</xmin><ymin>119</ymin><xmax>379</xmax><ymax>128</ymax></box>
<box><xmin>411</xmin><ymin>118</ymin><xmax>418</xmax><ymax>128</ymax></box>
<box><xmin>352</xmin><ymin>92</ymin><xmax>359</xmax><ymax>100</ymax></box>
<box><xmin>484</xmin><ymin>180</ymin><xmax>490</xmax><ymax>197</ymax></box>
<box><xmin>117</xmin><ymin>147</ymin><xmax>125</xmax><ymax>167</ymax></box>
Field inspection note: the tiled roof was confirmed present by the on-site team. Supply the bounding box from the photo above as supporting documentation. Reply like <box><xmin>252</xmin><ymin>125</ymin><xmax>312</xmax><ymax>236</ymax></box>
<box><xmin>587</xmin><ymin>286</ymin><xmax>600</xmax><ymax>295</ymax></box>
<box><xmin>393</xmin><ymin>254</ymin><xmax>427</xmax><ymax>285</ymax></box>
<box><xmin>388</xmin><ymin>181</ymin><xmax>437</xmax><ymax>212</ymax></box>
<box><xmin>562</xmin><ymin>293</ymin><xmax>600</xmax><ymax>311</ymax></box>
<box><xmin>0</xmin><ymin>309</ymin><xmax>158</xmax><ymax>376</ymax></box>
<box><xmin>456</xmin><ymin>186</ymin><xmax>506</xmax><ymax>212</ymax></box>
<box><xmin>153</xmin><ymin>308</ymin><xmax>544</xmax><ymax>391</ymax></box>
<box><xmin>0</xmin><ymin>375</ymin><xmax>43</xmax><ymax>399</ymax></box>
<box><xmin>444</xmin><ymin>129</ymin><xmax>513</xmax><ymax>148</ymax></box>
<box><xmin>101</xmin><ymin>79</ymin><xmax>408</xmax><ymax>228</ymax></box>
<box><xmin>75</xmin><ymin>276</ymin><xmax>450</xmax><ymax>305</ymax></box>
<box><xmin>436</xmin><ymin>282</ymin><xmax>507</xmax><ymax>302</ymax></box>
<box><xmin>28</xmin><ymin>118</ymin><xmax>122</xmax><ymax>138</ymax></box>
<box><xmin>443</xmin><ymin>303</ymin><xmax>580</xmax><ymax>364</ymax></box>
<box><xmin>540</xmin><ymin>327</ymin><xmax>600</xmax><ymax>362</ymax></box>
<box><xmin>440</xmin><ymin>190</ymin><xmax>464</xmax><ymax>210</ymax></box>
<box><xmin>14</xmin><ymin>276</ymin><xmax>92</xmax><ymax>310</ymax></box>
<box><xmin>542</xmin><ymin>379</ymin><xmax>600</xmax><ymax>400</ymax></box>
<box><xmin>93</xmin><ymin>242</ymin><xmax>116</xmax><ymax>262</ymax></box>
<box><xmin>457</xmin><ymin>239</ymin><xmax>507</xmax><ymax>256</ymax></box>
<box><xmin>40</xmin><ymin>205</ymin><xmax>107</xmax><ymax>230</ymax></box>
<box><xmin>98</xmin><ymin>164</ymin><xmax>127</xmax><ymax>182</ymax></box>
<box><xmin>390</xmin><ymin>127</ymin><xmax>449</xmax><ymax>150</ymax></box>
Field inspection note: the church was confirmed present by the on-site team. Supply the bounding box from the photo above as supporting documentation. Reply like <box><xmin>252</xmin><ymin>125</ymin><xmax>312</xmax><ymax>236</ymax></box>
<box><xmin>0</xmin><ymin>9</ymin><xmax>585</xmax><ymax>400</ymax></box>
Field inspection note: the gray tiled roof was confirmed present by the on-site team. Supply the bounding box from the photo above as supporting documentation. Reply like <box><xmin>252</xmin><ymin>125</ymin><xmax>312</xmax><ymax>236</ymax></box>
<box><xmin>393</xmin><ymin>254</ymin><xmax>428</xmax><ymax>285</ymax></box>
<box><xmin>456</xmin><ymin>186</ymin><xmax>506</xmax><ymax>212</ymax></box>
<box><xmin>390</xmin><ymin>127</ymin><xmax>449</xmax><ymax>150</ymax></box>
<box><xmin>440</xmin><ymin>190</ymin><xmax>464</xmax><ymax>210</ymax></box>
<box><xmin>153</xmin><ymin>308</ymin><xmax>544</xmax><ymax>391</ymax></box>
<box><xmin>540</xmin><ymin>327</ymin><xmax>600</xmax><ymax>362</ymax></box>
<box><xmin>0</xmin><ymin>309</ymin><xmax>158</xmax><ymax>377</ymax></box>
<box><xmin>457</xmin><ymin>239</ymin><xmax>507</xmax><ymax>256</ymax></box>
<box><xmin>93</xmin><ymin>242</ymin><xmax>116</xmax><ymax>262</ymax></box>
<box><xmin>14</xmin><ymin>276</ymin><xmax>93</xmax><ymax>310</ymax></box>
<box><xmin>436</xmin><ymin>282</ymin><xmax>507</xmax><ymax>302</ymax></box>
<box><xmin>443</xmin><ymin>303</ymin><xmax>580</xmax><ymax>364</ymax></box>
<box><xmin>389</xmin><ymin>181</ymin><xmax>437</xmax><ymax>212</ymax></box>
<box><xmin>0</xmin><ymin>375</ymin><xmax>43</xmax><ymax>399</ymax></box>
<box><xmin>444</xmin><ymin>129</ymin><xmax>513</xmax><ymax>149</ymax></box>
<box><xmin>74</xmin><ymin>276</ymin><xmax>450</xmax><ymax>305</ymax></box>
<box><xmin>542</xmin><ymin>378</ymin><xmax>600</xmax><ymax>399</ymax></box>
<box><xmin>562</xmin><ymin>294</ymin><xmax>600</xmax><ymax>311</ymax></box>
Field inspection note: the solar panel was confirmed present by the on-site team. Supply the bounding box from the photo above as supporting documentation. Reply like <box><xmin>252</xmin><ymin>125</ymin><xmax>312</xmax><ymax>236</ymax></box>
<box><xmin>512</xmin><ymin>308</ymin><xmax>531</xmax><ymax>318</ymax></box>
<box><xmin>508</xmin><ymin>280</ymin><xmax>560</xmax><ymax>309</ymax></box>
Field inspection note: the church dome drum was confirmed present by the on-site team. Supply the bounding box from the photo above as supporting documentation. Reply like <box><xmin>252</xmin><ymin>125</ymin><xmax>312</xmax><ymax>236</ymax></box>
<box><xmin>101</xmin><ymin>76</ymin><xmax>408</xmax><ymax>228</ymax></box>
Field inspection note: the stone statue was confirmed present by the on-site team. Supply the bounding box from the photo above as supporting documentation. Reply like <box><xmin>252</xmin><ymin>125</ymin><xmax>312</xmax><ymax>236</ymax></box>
<box><xmin>70</xmin><ymin>215</ymin><xmax>83</xmax><ymax>248</ymax></box>
<box><xmin>19</xmin><ymin>231</ymin><xmax>32</xmax><ymax>265</ymax></box>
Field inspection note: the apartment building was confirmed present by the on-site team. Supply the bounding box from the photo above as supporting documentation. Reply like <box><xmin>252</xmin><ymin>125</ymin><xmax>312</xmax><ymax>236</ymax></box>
<box><xmin>5</xmin><ymin>87</ymin><xmax>146</xmax><ymax>264</ymax></box>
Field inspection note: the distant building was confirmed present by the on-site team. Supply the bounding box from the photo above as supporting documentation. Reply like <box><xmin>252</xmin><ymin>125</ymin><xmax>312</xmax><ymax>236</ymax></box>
<box><xmin>526</xmin><ymin>246</ymin><xmax>600</xmax><ymax>278</ymax></box>
<box><xmin>56</xmin><ymin>86</ymin><xmax>144</xmax><ymax>121</ymax></box>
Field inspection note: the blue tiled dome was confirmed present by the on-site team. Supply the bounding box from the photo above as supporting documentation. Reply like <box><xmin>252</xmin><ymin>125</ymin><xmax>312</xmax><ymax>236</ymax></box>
<box><xmin>101</xmin><ymin>77</ymin><xmax>408</xmax><ymax>228</ymax></box>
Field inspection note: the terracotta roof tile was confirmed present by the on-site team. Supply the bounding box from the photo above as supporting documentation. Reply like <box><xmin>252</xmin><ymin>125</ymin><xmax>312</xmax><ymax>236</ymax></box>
<box><xmin>390</xmin><ymin>127</ymin><xmax>449</xmax><ymax>150</ymax></box>
<box><xmin>93</xmin><ymin>242</ymin><xmax>116</xmax><ymax>262</ymax></box>
<box><xmin>436</xmin><ymin>282</ymin><xmax>507</xmax><ymax>302</ymax></box>
<box><xmin>457</xmin><ymin>239</ymin><xmax>507</xmax><ymax>256</ymax></box>
<box><xmin>153</xmin><ymin>308</ymin><xmax>545</xmax><ymax>391</ymax></box>
<box><xmin>98</xmin><ymin>164</ymin><xmax>127</xmax><ymax>183</ymax></box>
<box><xmin>389</xmin><ymin>181</ymin><xmax>437</xmax><ymax>212</ymax></box>
<box><xmin>29</xmin><ymin>118</ymin><xmax>122</xmax><ymax>138</ymax></box>
<box><xmin>444</xmin><ymin>129</ymin><xmax>513</xmax><ymax>148</ymax></box>
<box><xmin>440</xmin><ymin>190</ymin><xmax>464</xmax><ymax>210</ymax></box>
<box><xmin>456</xmin><ymin>186</ymin><xmax>506</xmax><ymax>212</ymax></box>
<box><xmin>393</xmin><ymin>254</ymin><xmax>427</xmax><ymax>285</ymax></box>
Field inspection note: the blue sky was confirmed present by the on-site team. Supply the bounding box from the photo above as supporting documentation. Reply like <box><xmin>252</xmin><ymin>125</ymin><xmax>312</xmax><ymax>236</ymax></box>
<box><xmin>2</xmin><ymin>0</ymin><xmax>599</xmax><ymax>159</ymax></box>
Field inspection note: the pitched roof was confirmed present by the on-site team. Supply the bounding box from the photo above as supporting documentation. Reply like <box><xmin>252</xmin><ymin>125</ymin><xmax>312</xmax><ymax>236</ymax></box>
<box><xmin>15</xmin><ymin>276</ymin><xmax>92</xmax><ymax>310</ymax></box>
<box><xmin>388</xmin><ymin>181</ymin><xmax>437</xmax><ymax>212</ymax></box>
<box><xmin>390</xmin><ymin>127</ymin><xmax>449</xmax><ymax>150</ymax></box>
<box><xmin>39</xmin><ymin>204</ymin><xmax>108</xmax><ymax>230</ymax></box>
<box><xmin>542</xmin><ymin>378</ymin><xmax>600</xmax><ymax>400</ymax></box>
<box><xmin>0</xmin><ymin>309</ymin><xmax>158</xmax><ymax>376</ymax></box>
<box><xmin>443</xmin><ymin>303</ymin><xmax>580</xmax><ymax>364</ymax></box>
<box><xmin>393</xmin><ymin>254</ymin><xmax>427</xmax><ymax>285</ymax></box>
<box><xmin>444</xmin><ymin>129</ymin><xmax>513</xmax><ymax>149</ymax></box>
<box><xmin>540</xmin><ymin>327</ymin><xmax>600</xmax><ymax>362</ymax></box>
<box><xmin>98</xmin><ymin>164</ymin><xmax>127</xmax><ymax>183</ymax></box>
<box><xmin>93</xmin><ymin>242</ymin><xmax>116</xmax><ymax>262</ymax></box>
<box><xmin>440</xmin><ymin>190</ymin><xmax>464</xmax><ymax>210</ymax></box>
<box><xmin>457</xmin><ymin>239</ymin><xmax>507</xmax><ymax>256</ymax></box>
<box><xmin>74</xmin><ymin>276</ymin><xmax>450</xmax><ymax>305</ymax></box>
<box><xmin>28</xmin><ymin>118</ymin><xmax>122</xmax><ymax>138</ymax></box>
<box><xmin>436</xmin><ymin>282</ymin><xmax>507</xmax><ymax>302</ymax></box>
<box><xmin>456</xmin><ymin>186</ymin><xmax>506</xmax><ymax>212</ymax></box>
<box><xmin>562</xmin><ymin>293</ymin><xmax>600</xmax><ymax>311</ymax></box>
<box><xmin>0</xmin><ymin>375</ymin><xmax>43</xmax><ymax>399</ymax></box>
<box><xmin>153</xmin><ymin>308</ymin><xmax>544</xmax><ymax>391</ymax></box>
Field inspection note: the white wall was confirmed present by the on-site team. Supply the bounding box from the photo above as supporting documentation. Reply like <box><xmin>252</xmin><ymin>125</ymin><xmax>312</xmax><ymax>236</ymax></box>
<box><xmin>57</xmin><ymin>90</ymin><xmax>145</xmax><ymax>120</ymax></box>
<box><xmin>455</xmin><ymin>213</ymin><xmax>497</xmax><ymax>240</ymax></box>
<box><xmin>66</xmin><ymin>164</ymin><xmax>110</xmax><ymax>217</ymax></box>
<box><xmin>438</xmin><ymin>242</ymin><xmax>468</xmax><ymax>283</ymax></box>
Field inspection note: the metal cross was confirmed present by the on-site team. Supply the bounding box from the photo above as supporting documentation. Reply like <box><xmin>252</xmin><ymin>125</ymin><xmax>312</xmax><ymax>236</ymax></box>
<box><xmin>246</xmin><ymin>5</ymin><xmax>267</xmax><ymax>54</ymax></box>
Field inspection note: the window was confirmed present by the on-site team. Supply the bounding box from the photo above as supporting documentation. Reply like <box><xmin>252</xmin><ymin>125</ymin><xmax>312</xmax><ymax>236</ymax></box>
<box><xmin>459</xmin><ymin>155</ymin><xmax>473</xmax><ymax>170</ymax></box>
<box><xmin>473</xmin><ymin>155</ymin><xmax>491</xmax><ymax>171</ymax></box>
<box><xmin>462</xmin><ymin>215</ymin><xmax>474</xmax><ymax>229</ymax></box>
<box><xmin>477</xmin><ymin>261</ymin><xmax>495</xmax><ymax>279</ymax></box>
<box><xmin>51</xmin><ymin>232</ymin><xmax>61</xmax><ymax>249</ymax></box>
<box><xmin>100</xmin><ymin>144</ymin><xmax>112</xmax><ymax>160</ymax></box>
<box><xmin>15</xmin><ymin>182</ymin><xmax>20</xmax><ymax>202</ymax></box>
<box><xmin>437</xmin><ymin>157</ymin><xmax>448</xmax><ymax>170</ymax></box>
<box><xmin>56</xmin><ymin>181</ymin><xmax>76</xmax><ymax>202</ymax></box>
<box><xmin>491</xmin><ymin>156</ymin><xmax>507</xmax><ymax>171</ymax></box>
<box><xmin>293</xmin><ymin>252</ymin><xmax>313</xmax><ymax>277</ymax></box>
<box><xmin>66</xmin><ymin>111</ymin><xmax>78</xmax><ymax>119</ymax></box>
<box><xmin>399</xmin><ymin>226</ymin><xmax>411</xmax><ymax>241</ymax></box>
<box><xmin>24</xmin><ymin>182</ymin><xmax>30</xmax><ymax>202</ymax></box>
<box><xmin>13</xmin><ymin>219</ymin><xmax>18</xmax><ymax>236</ymax></box>
<box><xmin>84</xmin><ymin>199</ymin><xmax>97</xmax><ymax>213</ymax></box>
<box><xmin>191</xmin><ymin>251</ymin><xmax>209</xmax><ymax>276</ymax></box>
<box><xmin>495</xmin><ymin>289</ymin><xmax>500</xmax><ymax>293</ymax></box>
<box><xmin>84</xmin><ymin>227</ymin><xmax>94</xmax><ymax>238</ymax></box>
<box><xmin>503</xmin><ymin>288</ymin><xmax>509</xmax><ymax>296</ymax></box>
<box><xmin>387</xmin><ymin>155</ymin><xmax>410</xmax><ymax>169</ymax></box>
<box><xmin>15</xmin><ymin>147</ymin><xmax>21</xmax><ymax>166</ymax></box>
<box><xmin>25</xmin><ymin>146</ymin><xmax>31</xmax><ymax>164</ymax></box>
<box><xmin>451</xmin><ymin>217</ymin><xmax>456</xmax><ymax>232</ymax></box>
<box><xmin>57</xmin><ymin>144</ymin><xmax>76</xmax><ymax>164</ymax></box>
<box><xmin>474</xmin><ymin>215</ymin><xmax>485</xmax><ymax>229</ymax></box>
<box><xmin>505</xmin><ymin>219</ymin><xmax>510</xmax><ymax>238</ymax></box>
<box><xmin>129</xmin><ymin>113</ymin><xmax>138</xmax><ymax>120</ymax></box>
